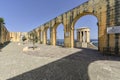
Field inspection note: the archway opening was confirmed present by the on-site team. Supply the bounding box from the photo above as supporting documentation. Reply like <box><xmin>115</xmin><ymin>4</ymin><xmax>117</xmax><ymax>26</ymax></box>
<box><xmin>56</xmin><ymin>24</ymin><xmax>64</xmax><ymax>46</ymax></box>
<box><xmin>47</xmin><ymin>28</ymin><xmax>50</xmax><ymax>45</ymax></box>
<box><xmin>74</xmin><ymin>15</ymin><xmax>98</xmax><ymax>49</ymax></box>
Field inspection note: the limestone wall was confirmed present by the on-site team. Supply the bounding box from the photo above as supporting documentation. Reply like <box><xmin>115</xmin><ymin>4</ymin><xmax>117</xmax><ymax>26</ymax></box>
<box><xmin>10</xmin><ymin>32</ymin><xmax>28</xmax><ymax>42</ymax></box>
<box><xmin>0</xmin><ymin>23</ymin><xmax>10</xmax><ymax>44</ymax></box>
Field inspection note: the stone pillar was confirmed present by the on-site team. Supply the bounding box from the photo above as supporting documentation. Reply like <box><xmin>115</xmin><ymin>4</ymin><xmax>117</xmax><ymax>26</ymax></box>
<box><xmin>0</xmin><ymin>23</ymin><xmax>2</xmax><ymax>44</ymax></box>
<box><xmin>37</xmin><ymin>30</ymin><xmax>40</xmax><ymax>43</ymax></box>
<box><xmin>84</xmin><ymin>31</ymin><xmax>86</xmax><ymax>42</ymax></box>
<box><xmin>82</xmin><ymin>31</ymin><xmax>85</xmax><ymax>42</ymax></box>
<box><xmin>87</xmin><ymin>31</ymin><xmax>90</xmax><ymax>42</ymax></box>
<box><xmin>82</xmin><ymin>31</ymin><xmax>83</xmax><ymax>42</ymax></box>
<box><xmin>40</xmin><ymin>31</ymin><xmax>43</xmax><ymax>44</ymax></box>
<box><xmin>39</xmin><ymin>30</ymin><xmax>41</xmax><ymax>43</ymax></box>
<box><xmin>78</xmin><ymin>31</ymin><xmax>80</xmax><ymax>41</ymax></box>
<box><xmin>64</xmin><ymin>28</ymin><xmax>71</xmax><ymax>48</ymax></box>
<box><xmin>80</xmin><ymin>31</ymin><xmax>82</xmax><ymax>42</ymax></box>
<box><xmin>77</xmin><ymin>31</ymin><xmax>80</xmax><ymax>41</ymax></box>
<box><xmin>70</xmin><ymin>28</ymin><xmax>74</xmax><ymax>48</ymax></box>
<box><xmin>43</xmin><ymin>30</ymin><xmax>47</xmax><ymax>44</ymax></box>
<box><xmin>77</xmin><ymin>31</ymin><xmax>79</xmax><ymax>41</ymax></box>
<box><xmin>52</xmin><ymin>28</ymin><xmax>56</xmax><ymax>46</ymax></box>
<box><xmin>50</xmin><ymin>27</ymin><xmax>53</xmax><ymax>45</ymax></box>
<box><xmin>83</xmin><ymin>31</ymin><xmax>85</xmax><ymax>42</ymax></box>
<box><xmin>50</xmin><ymin>27</ymin><xmax>56</xmax><ymax>46</ymax></box>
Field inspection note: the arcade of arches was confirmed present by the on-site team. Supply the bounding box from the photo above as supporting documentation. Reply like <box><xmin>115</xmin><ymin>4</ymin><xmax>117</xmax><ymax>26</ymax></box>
<box><xmin>28</xmin><ymin>0</ymin><xmax>120</xmax><ymax>54</ymax></box>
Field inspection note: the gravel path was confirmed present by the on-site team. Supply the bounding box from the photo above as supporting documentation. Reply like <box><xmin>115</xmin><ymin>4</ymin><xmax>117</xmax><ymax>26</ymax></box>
<box><xmin>0</xmin><ymin>42</ymin><xmax>120</xmax><ymax>80</ymax></box>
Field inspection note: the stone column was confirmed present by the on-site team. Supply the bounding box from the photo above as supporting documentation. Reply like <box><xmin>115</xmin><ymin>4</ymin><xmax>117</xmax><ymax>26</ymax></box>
<box><xmin>77</xmin><ymin>31</ymin><xmax>80</xmax><ymax>41</ymax></box>
<box><xmin>85</xmin><ymin>31</ymin><xmax>87</xmax><ymax>42</ymax></box>
<box><xmin>87</xmin><ymin>31</ymin><xmax>90</xmax><ymax>42</ymax></box>
<box><xmin>52</xmin><ymin>28</ymin><xmax>56</xmax><ymax>46</ymax></box>
<box><xmin>70</xmin><ymin>28</ymin><xmax>74</xmax><ymax>48</ymax></box>
<box><xmin>40</xmin><ymin>31</ymin><xmax>43</xmax><ymax>43</ymax></box>
<box><xmin>64</xmin><ymin>30</ymin><xmax>71</xmax><ymax>47</ymax></box>
<box><xmin>83</xmin><ymin>31</ymin><xmax>85</xmax><ymax>42</ymax></box>
<box><xmin>81</xmin><ymin>31</ymin><xmax>83</xmax><ymax>42</ymax></box>
<box><xmin>77</xmin><ymin>31</ymin><xmax>79</xmax><ymax>41</ymax></box>
<box><xmin>80</xmin><ymin>31</ymin><xmax>82</xmax><ymax>42</ymax></box>
<box><xmin>39</xmin><ymin>30</ymin><xmax>41</xmax><ymax>43</ymax></box>
<box><xmin>36</xmin><ymin>30</ymin><xmax>39</xmax><ymax>43</ymax></box>
<box><xmin>50</xmin><ymin>27</ymin><xmax>52</xmax><ymax>45</ymax></box>
<box><xmin>43</xmin><ymin>30</ymin><xmax>47</xmax><ymax>44</ymax></box>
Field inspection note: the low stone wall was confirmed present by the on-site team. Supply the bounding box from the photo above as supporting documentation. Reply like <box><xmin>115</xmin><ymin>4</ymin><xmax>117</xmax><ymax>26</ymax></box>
<box><xmin>75</xmin><ymin>42</ymin><xmax>98</xmax><ymax>49</ymax></box>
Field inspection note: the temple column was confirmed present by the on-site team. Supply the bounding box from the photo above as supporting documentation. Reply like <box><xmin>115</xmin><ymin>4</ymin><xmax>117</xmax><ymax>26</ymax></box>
<box><xmin>85</xmin><ymin>31</ymin><xmax>87</xmax><ymax>42</ymax></box>
<box><xmin>78</xmin><ymin>32</ymin><xmax>80</xmax><ymax>41</ymax></box>
<box><xmin>82</xmin><ymin>31</ymin><xmax>85</xmax><ymax>42</ymax></box>
<box><xmin>80</xmin><ymin>31</ymin><xmax>82</xmax><ymax>42</ymax></box>
<box><xmin>77</xmin><ymin>31</ymin><xmax>79</xmax><ymax>41</ymax></box>
<box><xmin>87</xmin><ymin>31</ymin><xmax>90</xmax><ymax>42</ymax></box>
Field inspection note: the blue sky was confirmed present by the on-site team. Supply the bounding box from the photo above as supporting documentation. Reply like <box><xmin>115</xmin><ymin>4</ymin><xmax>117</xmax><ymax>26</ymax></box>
<box><xmin>0</xmin><ymin>0</ymin><xmax>98</xmax><ymax>39</ymax></box>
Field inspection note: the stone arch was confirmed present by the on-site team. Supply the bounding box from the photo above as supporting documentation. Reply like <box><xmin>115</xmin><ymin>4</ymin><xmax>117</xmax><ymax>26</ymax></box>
<box><xmin>70</xmin><ymin>13</ymin><xmax>99</xmax><ymax>48</ymax></box>
<box><xmin>51</xmin><ymin>22</ymin><xmax>65</xmax><ymax>46</ymax></box>
<box><xmin>71</xmin><ymin>13</ymin><xmax>98</xmax><ymax>29</ymax></box>
<box><xmin>68</xmin><ymin>1</ymin><xmax>108</xmax><ymax>51</ymax></box>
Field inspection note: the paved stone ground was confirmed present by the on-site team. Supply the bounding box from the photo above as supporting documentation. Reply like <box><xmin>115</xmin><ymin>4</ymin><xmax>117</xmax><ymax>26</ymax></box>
<box><xmin>0</xmin><ymin>42</ymin><xmax>120</xmax><ymax>80</ymax></box>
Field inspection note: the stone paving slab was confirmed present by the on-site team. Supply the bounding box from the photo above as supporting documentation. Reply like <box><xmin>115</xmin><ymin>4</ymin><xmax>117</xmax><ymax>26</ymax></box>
<box><xmin>0</xmin><ymin>42</ymin><xmax>120</xmax><ymax>80</ymax></box>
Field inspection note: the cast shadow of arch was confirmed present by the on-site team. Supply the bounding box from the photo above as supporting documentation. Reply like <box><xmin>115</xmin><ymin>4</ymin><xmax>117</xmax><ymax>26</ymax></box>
<box><xmin>8</xmin><ymin>48</ymin><xmax>120</xmax><ymax>80</ymax></box>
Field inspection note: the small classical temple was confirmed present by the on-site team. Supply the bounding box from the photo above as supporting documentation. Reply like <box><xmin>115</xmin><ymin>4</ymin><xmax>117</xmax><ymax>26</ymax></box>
<box><xmin>76</xmin><ymin>27</ymin><xmax>91</xmax><ymax>48</ymax></box>
<box><xmin>77</xmin><ymin>27</ymin><xmax>90</xmax><ymax>43</ymax></box>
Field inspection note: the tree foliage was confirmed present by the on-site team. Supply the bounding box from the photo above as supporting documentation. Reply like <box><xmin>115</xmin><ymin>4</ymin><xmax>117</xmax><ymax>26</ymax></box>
<box><xmin>29</xmin><ymin>32</ymin><xmax>38</xmax><ymax>50</ymax></box>
<box><xmin>22</xmin><ymin>36</ymin><xmax>27</xmax><ymax>42</ymax></box>
<box><xmin>0</xmin><ymin>18</ymin><xmax>4</xmax><ymax>23</ymax></box>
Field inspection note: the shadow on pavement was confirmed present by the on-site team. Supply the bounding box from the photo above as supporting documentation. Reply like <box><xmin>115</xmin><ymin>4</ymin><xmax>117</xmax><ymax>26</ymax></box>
<box><xmin>7</xmin><ymin>48</ymin><xmax>120</xmax><ymax>80</ymax></box>
<box><xmin>0</xmin><ymin>41</ymin><xmax>10</xmax><ymax>52</ymax></box>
